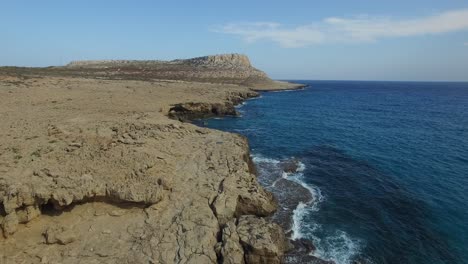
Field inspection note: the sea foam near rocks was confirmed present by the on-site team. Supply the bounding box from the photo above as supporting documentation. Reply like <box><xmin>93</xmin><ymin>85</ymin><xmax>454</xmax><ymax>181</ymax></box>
<box><xmin>252</xmin><ymin>153</ymin><xmax>363</xmax><ymax>264</ymax></box>
<box><xmin>251</xmin><ymin>154</ymin><xmax>320</xmax><ymax>233</ymax></box>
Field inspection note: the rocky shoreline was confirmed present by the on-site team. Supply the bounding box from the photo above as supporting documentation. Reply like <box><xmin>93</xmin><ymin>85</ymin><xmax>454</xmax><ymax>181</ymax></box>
<box><xmin>192</xmin><ymin>92</ymin><xmax>334</xmax><ymax>264</ymax></box>
<box><xmin>0</xmin><ymin>54</ymin><xmax>313</xmax><ymax>263</ymax></box>
<box><xmin>177</xmin><ymin>85</ymin><xmax>333</xmax><ymax>264</ymax></box>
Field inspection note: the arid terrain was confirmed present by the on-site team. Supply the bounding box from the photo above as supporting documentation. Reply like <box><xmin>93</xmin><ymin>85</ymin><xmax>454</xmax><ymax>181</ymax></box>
<box><xmin>0</xmin><ymin>54</ymin><xmax>310</xmax><ymax>263</ymax></box>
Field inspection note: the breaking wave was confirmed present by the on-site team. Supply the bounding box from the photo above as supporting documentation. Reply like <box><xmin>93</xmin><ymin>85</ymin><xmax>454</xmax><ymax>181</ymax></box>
<box><xmin>252</xmin><ymin>153</ymin><xmax>362</xmax><ymax>264</ymax></box>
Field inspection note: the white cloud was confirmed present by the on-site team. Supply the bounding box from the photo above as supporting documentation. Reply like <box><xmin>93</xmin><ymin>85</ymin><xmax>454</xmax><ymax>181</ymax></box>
<box><xmin>217</xmin><ymin>22</ymin><xmax>325</xmax><ymax>48</ymax></box>
<box><xmin>213</xmin><ymin>9</ymin><xmax>468</xmax><ymax>47</ymax></box>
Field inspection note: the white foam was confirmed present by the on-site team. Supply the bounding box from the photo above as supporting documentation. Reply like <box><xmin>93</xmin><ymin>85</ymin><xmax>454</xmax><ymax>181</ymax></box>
<box><xmin>251</xmin><ymin>154</ymin><xmax>281</xmax><ymax>165</ymax></box>
<box><xmin>279</xmin><ymin>159</ymin><xmax>362</xmax><ymax>264</ymax></box>
<box><xmin>252</xmin><ymin>154</ymin><xmax>362</xmax><ymax>264</ymax></box>
<box><xmin>296</xmin><ymin>161</ymin><xmax>306</xmax><ymax>172</ymax></box>
<box><xmin>313</xmin><ymin>230</ymin><xmax>362</xmax><ymax>264</ymax></box>
<box><xmin>271</xmin><ymin>177</ymin><xmax>282</xmax><ymax>188</ymax></box>
<box><xmin>281</xmin><ymin>160</ymin><xmax>326</xmax><ymax>243</ymax></box>
<box><xmin>235</xmin><ymin>103</ymin><xmax>245</xmax><ymax>109</ymax></box>
<box><xmin>282</xmin><ymin>162</ymin><xmax>324</xmax><ymax>207</ymax></box>
<box><xmin>291</xmin><ymin>202</ymin><xmax>308</xmax><ymax>240</ymax></box>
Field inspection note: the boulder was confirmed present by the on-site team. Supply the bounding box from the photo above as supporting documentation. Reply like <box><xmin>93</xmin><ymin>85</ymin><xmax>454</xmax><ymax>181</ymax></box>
<box><xmin>1</xmin><ymin>212</ymin><xmax>18</xmax><ymax>237</ymax></box>
<box><xmin>279</xmin><ymin>159</ymin><xmax>301</xmax><ymax>174</ymax></box>
<box><xmin>237</xmin><ymin>215</ymin><xmax>287</xmax><ymax>264</ymax></box>
<box><xmin>43</xmin><ymin>225</ymin><xmax>77</xmax><ymax>245</ymax></box>
<box><xmin>16</xmin><ymin>205</ymin><xmax>41</xmax><ymax>223</ymax></box>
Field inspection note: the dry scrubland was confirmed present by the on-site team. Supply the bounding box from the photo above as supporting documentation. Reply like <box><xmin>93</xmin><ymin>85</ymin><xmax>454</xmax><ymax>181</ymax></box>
<box><xmin>0</xmin><ymin>55</ymin><xmax>309</xmax><ymax>264</ymax></box>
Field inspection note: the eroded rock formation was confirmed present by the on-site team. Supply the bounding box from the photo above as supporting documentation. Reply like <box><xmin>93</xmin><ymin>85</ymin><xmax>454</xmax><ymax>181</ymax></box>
<box><xmin>0</xmin><ymin>118</ymin><xmax>280</xmax><ymax>263</ymax></box>
<box><xmin>0</xmin><ymin>55</ymin><xmax>304</xmax><ymax>263</ymax></box>
<box><xmin>65</xmin><ymin>54</ymin><xmax>273</xmax><ymax>87</ymax></box>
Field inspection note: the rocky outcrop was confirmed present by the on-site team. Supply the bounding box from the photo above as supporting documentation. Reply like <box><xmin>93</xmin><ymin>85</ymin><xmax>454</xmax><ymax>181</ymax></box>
<box><xmin>219</xmin><ymin>216</ymin><xmax>287</xmax><ymax>264</ymax></box>
<box><xmin>64</xmin><ymin>54</ymin><xmax>275</xmax><ymax>87</ymax></box>
<box><xmin>169</xmin><ymin>101</ymin><xmax>238</xmax><ymax>121</ymax></box>
<box><xmin>0</xmin><ymin>60</ymin><xmax>303</xmax><ymax>263</ymax></box>
<box><xmin>43</xmin><ymin>225</ymin><xmax>77</xmax><ymax>245</ymax></box>
<box><xmin>218</xmin><ymin>220</ymin><xmax>245</xmax><ymax>263</ymax></box>
<box><xmin>237</xmin><ymin>216</ymin><xmax>288</xmax><ymax>264</ymax></box>
<box><xmin>168</xmin><ymin>90</ymin><xmax>258</xmax><ymax>121</ymax></box>
<box><xmin>0</xmin><ymin>118</ymin><xmax>281</xmax><ymax>263</ymax></box>
<box><xmin>181</xmin><ymin>54</ymin><xmax>253</xmax><ymax>67</ymax></box>
<box><xmin>66</xmin><ymin>54</ymin><xmax>253</xmax><ymax>69</ymax></box>
<box><xmin>285</xmin><ymin>239</ymin><xmax>335</xmax><ymax>264</ymax></box>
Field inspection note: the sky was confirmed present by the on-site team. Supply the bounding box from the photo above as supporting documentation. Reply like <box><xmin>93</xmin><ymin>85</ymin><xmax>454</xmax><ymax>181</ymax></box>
<box><xmin>1</xmin><ymin>0</ymin><xmax>468</xmax><ymax>81</ymax></box>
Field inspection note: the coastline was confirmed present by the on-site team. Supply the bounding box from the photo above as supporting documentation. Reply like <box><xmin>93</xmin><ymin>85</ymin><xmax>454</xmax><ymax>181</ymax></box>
<box><xmin>251</xmin><ymin>81</ymin><xmax>307</xmax><ymax>92</ymax></box>
<box><xmin>196</xmin><ymin>85</ymin><xmax>335</xmax><ymax>264</ymax></box>
<box><xmin>0</xmin><ymin>69</ymin><xmax>307</xmax><ymax>263</ymax></box>
<box><xmin>168</xmin><ymin>80</ymin><xmax>305</xmax><ymax>121</ymax></box>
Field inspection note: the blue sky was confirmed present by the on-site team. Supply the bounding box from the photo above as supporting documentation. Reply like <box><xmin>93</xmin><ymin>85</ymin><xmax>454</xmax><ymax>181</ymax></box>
<box><xmin>1</xmin><ymin>0</ymin><xmax>468</xmax><ymax>81</ymax></box>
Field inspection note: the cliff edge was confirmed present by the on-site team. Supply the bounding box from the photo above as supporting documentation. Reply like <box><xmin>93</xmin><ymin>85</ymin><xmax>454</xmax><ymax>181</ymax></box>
<box><xmin>64</xmin><ymin>54</ymin><xmax>302</xmax><ymax>90</ymax></box>
<box><xmin>0</xmin><ymin>57</ymin><xmax>302</xmax><ymax>264</ymax></box>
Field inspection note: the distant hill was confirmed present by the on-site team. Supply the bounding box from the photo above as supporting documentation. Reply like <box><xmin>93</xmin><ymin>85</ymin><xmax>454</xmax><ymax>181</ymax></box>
<box><xmin>65</xmin><ymin>54</ymin><xmax>273</xmax><ymax>87</ymax></box>
<box><xmin>0</xmin><ymin>54</ymin><xmax>302</xmax><ymax>90</ymax></box>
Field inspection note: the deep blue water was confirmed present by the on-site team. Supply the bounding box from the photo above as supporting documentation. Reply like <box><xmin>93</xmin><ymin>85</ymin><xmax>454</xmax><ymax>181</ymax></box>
<box><xmin>199</xmin><ymin>81</ymin><xmax>468</xmax><ymax>264</ymax></box>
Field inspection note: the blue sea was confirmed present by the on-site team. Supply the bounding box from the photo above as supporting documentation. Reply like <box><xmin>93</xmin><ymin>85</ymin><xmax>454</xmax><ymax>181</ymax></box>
<box><xmin>198</xmin><ymin>81</ymin><xmax>468</xmax><ymax>264</ymax></box>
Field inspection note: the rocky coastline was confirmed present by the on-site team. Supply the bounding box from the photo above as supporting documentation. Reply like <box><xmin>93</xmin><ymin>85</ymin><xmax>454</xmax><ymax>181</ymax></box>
<box><xmin>173</xmin><ymin>86</ymin><xmax>332</xmax><ymax>264</ymax></box>
<box><xmin>0</xmin><ymin>54</ymin><xmax>312</xmax><ymax>263</ymax></box>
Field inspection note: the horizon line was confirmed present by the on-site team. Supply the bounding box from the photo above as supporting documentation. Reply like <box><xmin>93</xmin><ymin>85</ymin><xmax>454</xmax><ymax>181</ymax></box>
<box><xmin>277</xmin><ymin>79</ymin><xmax>468</xmax><ymax>83</ymax></box>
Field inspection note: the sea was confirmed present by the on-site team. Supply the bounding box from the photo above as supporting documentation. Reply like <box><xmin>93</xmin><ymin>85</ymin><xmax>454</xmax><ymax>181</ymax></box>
<box><xmin>196</xmin><ymin>81</ymin><xmax>468</xmax><ymax>264</ymax></box>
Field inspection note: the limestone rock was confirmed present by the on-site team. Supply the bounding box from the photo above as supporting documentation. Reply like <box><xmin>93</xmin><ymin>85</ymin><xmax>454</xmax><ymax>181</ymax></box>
<box><xmin>220</xmin><ymin>220</ymin><xmax>245</xmax><ymax>264</ymax></box>
<box><xmin>168</xmin><ymin>90</ymin><xmax>258</xmax><ymax>121</ymax></box>
<box><xmin>108</xmin><ymin>209</ymin><xmax>127</xmax><ymax>217</ymax></box>
<box><xmin>65</xmin><ymin>54</ymin><xmax>274</xmax><ymax>88</ymax></box>
<box><xmin>185</xmin><ymin>54</ymin><xmax>252</xmax><ymax>67</ymax></box>
<box><xmin>0</xmin><ymin>65</ymin><xmax>302</xmax><ymax>263</ymax></box>
<box><xmin>287</xmin><ymin>238</ymin><xmax>317</xmax><ymax>258</ymax></box>
<box><xmin>284</xmin><ymin>237</ymin><xmax>335</xmax><ymax>263</ymax></box>
<box><xmin>43</xmin><ymin>226</ymin><xmax>77</xmax><ymax>245</ymax></box>
<box><xmin>1</xmin><ymin>212</ymin><xmax>18</xmax><ymax>237</ymax></box>
<box><xmin>237</xmin><ymin>215</ymin><xmax>287</xmax><ymax>264</ymax></box>
<box><xmin>236</xmin><ymin>189</ymin><xmax>278</xmax><ymax>218</ymax></box>
<box><xmin>17</xmin><ymin>205</ymin><xmax>41</xmax><ymax>223</ymax></box>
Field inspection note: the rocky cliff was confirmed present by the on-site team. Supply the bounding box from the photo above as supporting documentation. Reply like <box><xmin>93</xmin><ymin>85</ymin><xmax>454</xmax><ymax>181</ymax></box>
<box><xmin>65</xmin><ymin>54</ymin><xmax>280</xmax><ymax>88</ymax></box>
<box><xmin>0</xmin><ymin>70</ymin><xmax>301</xmax><ymax>263</ymax></box>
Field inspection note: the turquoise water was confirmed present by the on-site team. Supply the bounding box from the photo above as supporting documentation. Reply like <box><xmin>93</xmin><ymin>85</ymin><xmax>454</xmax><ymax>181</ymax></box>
<box><xmin>198</xmin><ymin>81</ymin><xmax>468</xmax><ymax>264</ymax></box>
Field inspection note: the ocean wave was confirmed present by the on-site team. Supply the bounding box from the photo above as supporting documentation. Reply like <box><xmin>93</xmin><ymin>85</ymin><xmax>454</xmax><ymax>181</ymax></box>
<box><xmin>235</xmin><ymin>102</ymin><xmax>246</xmax><ymax>109</ymax></box>
<box><xmin>291</xmin><ymin>202</ymin><xmax>317</xmax><ymax>240</ymax></box>
<box><xmin>252</xmin><ymin>153</ymin><xmax>361</xmax><ymax>264</ymax></box>
<box><xmin>314</xmin><ymin>230</ymin><xmax>363</xmax><ymax>264</ymax></box>
<box><xmin>282</xmin><ymin>166</ymin><xmax>324</xmax><ymax>208</ymax></box>
<box><xmin>251</xmin><ymin>154</ymin><xmax>281</xmax><ymax>165</ymax></box>
<box><xmin>286</xmin><ymin>169</ymin><xmax>360</xmax><ymax>264</ymax></box>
